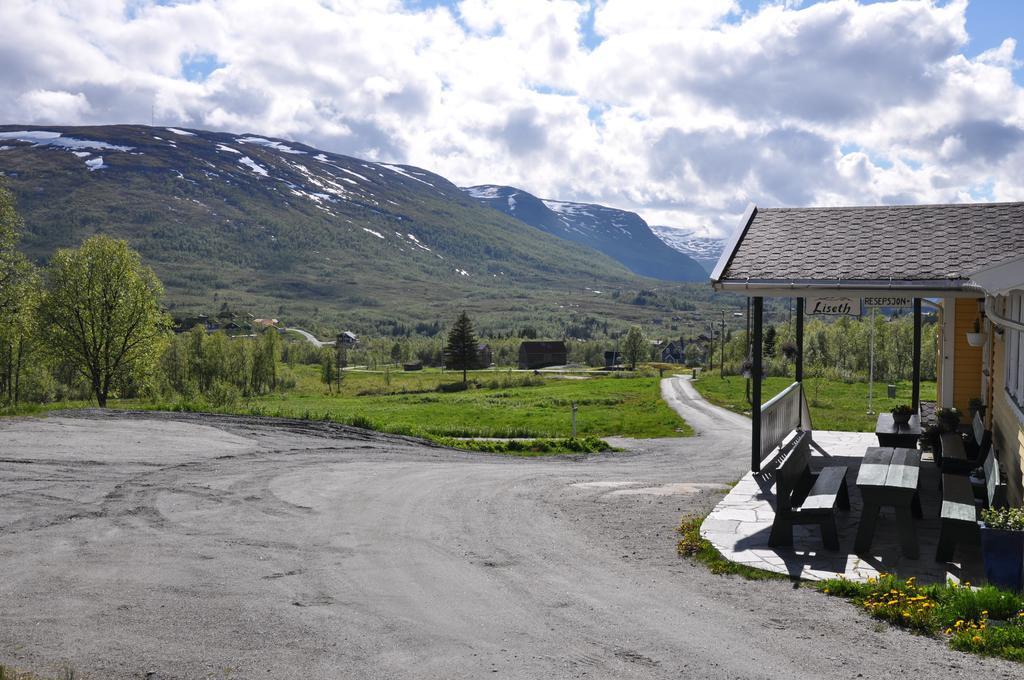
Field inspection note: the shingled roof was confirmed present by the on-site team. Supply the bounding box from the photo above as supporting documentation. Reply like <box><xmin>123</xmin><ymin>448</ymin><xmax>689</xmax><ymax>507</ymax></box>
<box><xmin>711</xmin><ymin>202</ymin><xmax>1024</xmax><ymax>295</ymax></box>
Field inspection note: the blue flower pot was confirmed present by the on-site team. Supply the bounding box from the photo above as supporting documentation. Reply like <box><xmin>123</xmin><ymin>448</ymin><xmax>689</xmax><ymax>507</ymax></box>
<box><xmin>979</xmin><ymin>523</ymin><xmax>1024</xmax><ymax>592</ymax></box>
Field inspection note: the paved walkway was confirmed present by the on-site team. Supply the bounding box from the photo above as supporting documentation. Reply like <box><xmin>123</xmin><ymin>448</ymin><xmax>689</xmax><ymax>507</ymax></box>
<box><xmin>702</xmin><ymin>430</ymin><xmax>984</xmax><ymax>583</ymax></box>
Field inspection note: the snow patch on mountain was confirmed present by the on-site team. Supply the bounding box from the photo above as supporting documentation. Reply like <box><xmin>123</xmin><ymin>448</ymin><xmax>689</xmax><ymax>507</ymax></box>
<box><xmin>379</xmin><ymin>163</ymin><xmax>434</xmax><ymax>187</ymax></box>
<box><xmin>0</xmin><ymin>131</ymin><xmax>133</xmax><ymax>152</ymax></box>
<box><xmin>85</xmin><ymin>156</ymin><xmax>106</xmax><ymax>171</ymax></box>
<box><xmin>238</xmin><ymin>156</ymin><xmax>268</xmax><ymax>177</ymax></box>
<box><xmin>650</xmin><ymin>225</ymin><xmax>725</xmax><ymax>272</ymax></box>
<box><xmin>165</xmin><ymin>127</ymin><xmax>195</xmax><ymax>136</ymax></box>
<box><xmin>216</xmin><ymin>144</ymin><xmax>241</xmax><ymax>154</ymax></box>
<box><xmin>238</xmin><ymin>136</ymin><xmax>304</xmax><ymax>154</ymax></box>
<box><xmin>463</xmin><ymin>185</ymin><xmax>503</xmax><ymax>199</ymax></box>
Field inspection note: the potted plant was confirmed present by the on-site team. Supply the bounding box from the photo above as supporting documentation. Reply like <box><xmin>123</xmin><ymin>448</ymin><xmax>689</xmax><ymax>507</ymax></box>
<box><xmin>969</xmin><ymin>397</ymin><xmax>986</xmax><ymax>419</ymax></box>
<box><xmin>890</xmin><ymin>404</ymin><xmax>915</xmax><ymax>426</ymax></box>
<box><xmin>921</xmin><ymin>424</ymin><xmax>941</xmax><ymax>453</ymax></box>
<box><xmin>978</xmin><ymin>506</ymin><xmax>1024</xmax><ymax>592</ymax></box>
<box><xmin>966</xmin><ymin>318</ymin><xmax>984</xmax><ymax>347</ymax></box>
<box><xmin>741</xmin><ymin>358</ymin><xmax>765</xmax><ymax>378</ymax></box>
<box><xmin>936</xmin><ymin>407</ymin><xmax>961</xmax><ymax>432</ymax></box>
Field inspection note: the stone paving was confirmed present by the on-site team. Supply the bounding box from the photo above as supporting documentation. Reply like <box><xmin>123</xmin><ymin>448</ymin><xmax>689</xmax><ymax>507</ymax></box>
<box><xmin>702</xmin><ymin>430</ymin><xmax>985</xmax><ymax>583</ymax></box>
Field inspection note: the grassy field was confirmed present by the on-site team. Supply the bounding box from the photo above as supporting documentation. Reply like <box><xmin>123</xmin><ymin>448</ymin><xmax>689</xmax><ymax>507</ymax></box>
<box><xmin>134</xmin><ymin>366</ymin><xmax>692</xmax><ymax>441</ymax></box>
<box><xmin>692</xmin><ymin>375</ymin><xmax>937</xmax><ymax>432</ymax></box>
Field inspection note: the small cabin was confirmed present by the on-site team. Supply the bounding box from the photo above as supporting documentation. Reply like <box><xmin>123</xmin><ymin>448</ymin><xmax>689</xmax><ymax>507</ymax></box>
<box><xmin>518</xmin><ymin>341</ymin><xmax>567</xmax><ymax>369</ymax></box>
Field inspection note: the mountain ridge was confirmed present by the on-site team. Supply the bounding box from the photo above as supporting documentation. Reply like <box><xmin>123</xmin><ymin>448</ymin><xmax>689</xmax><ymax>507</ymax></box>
<box><xmin>0</xmin><ymin>123</ymin><xmax>711</xmax><ymax>335</ymax></box>
<box><xmin>462</xmin><ymin>184</ymin><xmax>706</xmax><ymax>282</ymax></box>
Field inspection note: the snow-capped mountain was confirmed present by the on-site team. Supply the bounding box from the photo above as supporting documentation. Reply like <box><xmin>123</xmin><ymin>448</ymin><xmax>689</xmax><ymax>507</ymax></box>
<box><xmin>0</xmin><ymin>124</ymin><xmax>666</xmax><ymax>330</ymax></box>
<box><xmin>650</xmin><ymin>226</ymin><xmax>726</xmax><ymax>274</ymax></box>
<box><xmin>462</xmin><ymin>185</ymin><xmax>706</xmax><ymax>282</ymax></box>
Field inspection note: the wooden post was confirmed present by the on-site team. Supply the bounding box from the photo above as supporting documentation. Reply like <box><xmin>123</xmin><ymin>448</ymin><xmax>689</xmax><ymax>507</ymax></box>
<box><xmin>912</xmin><ymin>298</ymin><xmax>922</xmax><ymax>412</ymax></box>
<box><xmin>752</xmin><ymin>297</ymin><xmax>763</xmax><ymax>473</ymax></box>
<box><xmin>795</xmin><ymin>297</ymin><xmax>804</xmax><ymax>384</ymax></box>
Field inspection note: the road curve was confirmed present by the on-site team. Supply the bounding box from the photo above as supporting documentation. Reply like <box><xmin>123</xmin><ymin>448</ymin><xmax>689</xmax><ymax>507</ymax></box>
<box><xmin>285</xmin><ymin>327</ymin><xmax>335</xmax><ymax>347</ymax></box>
<box><xmin>0</xmin><ymin>383</ymin><xmax>1016</xmax><ymax>679</ymax></box>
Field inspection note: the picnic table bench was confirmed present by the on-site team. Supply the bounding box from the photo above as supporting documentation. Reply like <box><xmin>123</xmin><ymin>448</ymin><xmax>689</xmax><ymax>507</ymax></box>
<box><xmin>855</xmin><ymin>447</ymin><xmax>923</xmax><ymax>559</ymax></box>
<box><xmin>769</xmin><ymin>430</ymin><xmax>850</xmax><ymax>551</ymax></box>
<box><xmin>936</xmin><ymin>447</ymin><xmax>1002</xmax><ymax>562</ymax></box>
<box><xmin>939</xmin><ymin>412</ymin><xmax>992</xmax><ymax>475</ymax></box>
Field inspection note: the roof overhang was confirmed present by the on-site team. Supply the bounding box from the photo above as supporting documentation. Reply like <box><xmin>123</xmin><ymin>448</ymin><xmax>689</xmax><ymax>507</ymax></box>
<box><xmin>968</xmin><ymin>255</ymin><xmax>1024</xmax><ymax>295</ymax></box>
<box><xmin>712</xmin><ymin>278</ymin><xmax>982</xmax><ymax>298</ymax></box>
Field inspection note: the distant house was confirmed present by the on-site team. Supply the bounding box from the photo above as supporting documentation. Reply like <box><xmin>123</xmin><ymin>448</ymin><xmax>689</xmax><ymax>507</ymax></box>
<box><xmin>477</xmin><ymin>344</ymin><xmax>493</xmax><ymax>368</ymax></box>
<box><xmin>403</xmin><ymin>361</ymin><xmax>423</xmax><ymax>371</ymax></box>
<box><xmin>253</xmin><ymin>318</ymin><xmax>279</xmax><ymax>329</ymax></box>
<box><xmin>518</xmin><ymin>340</ymin><xmax>567</xmax><ymax>369</ymax></box>
<box><xmin>661</xmin><ymin>340</ymin><xmax>686</xmax><ymax>364</ymax></box>
<box><xmin>337</xmin><ymin>331</ymin><xmax>359</xmax><ymax>346</ymax></box>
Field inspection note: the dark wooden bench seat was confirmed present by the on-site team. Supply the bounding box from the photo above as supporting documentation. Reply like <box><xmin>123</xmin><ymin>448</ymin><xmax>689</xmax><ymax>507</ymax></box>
<box><xmin>939</xmin><ymin>412</ymin><xmax>991</xmax><ymax>475</ymax></box>
<box><xmin>936</xmin><ymin>447</ymin><xmax>1001</xmax><ymax>562</ymax></box>
<box><xmin>769</xmin><ymin>431</ymin><xmax>850</xmax><ymax>551</ymax></box>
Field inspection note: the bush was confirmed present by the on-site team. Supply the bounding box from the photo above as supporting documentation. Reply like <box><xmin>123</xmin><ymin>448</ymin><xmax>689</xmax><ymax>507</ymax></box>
<box><xmin>207</xmin><ymin>380</ymin><xmax>240</xmax><ymax>408</ymax></box>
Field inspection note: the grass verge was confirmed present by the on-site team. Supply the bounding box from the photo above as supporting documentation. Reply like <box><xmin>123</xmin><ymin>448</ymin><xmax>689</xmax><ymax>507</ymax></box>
<box><xmin>692</xmin><ymin>376</ymin><xmax>937</xmax><ymax>432</ymax></box>
<box><xmin>431</xmin><ymin>436</ymin><xmax>614</xmax><ymax>456</ymax></box>
<box><xmin>675</xmin><ymin>516</ymin><xmax>789</xmax><ymax>581</ymax></box>
<box><xmin>817</xmin><ymin>574</ymin><xmax>1024</xmax><ymax>662</ymax></box>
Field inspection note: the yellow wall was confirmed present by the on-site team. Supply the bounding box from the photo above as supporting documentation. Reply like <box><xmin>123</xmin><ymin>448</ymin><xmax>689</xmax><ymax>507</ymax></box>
<box><xmin>991</xmin><ymin>312</ymin><xmax>1024</xmax><ymax>506</ymax></box>
<box><xmin>951</xmin><ymin>298</ymin><xmax>984</xmax><ymax>421</ymax></box>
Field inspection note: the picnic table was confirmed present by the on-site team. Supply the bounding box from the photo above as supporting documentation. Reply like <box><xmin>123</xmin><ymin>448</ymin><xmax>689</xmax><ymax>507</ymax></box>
<box><xmin>854</xmin><ymin>446</ymin><xmax>923</xmax><ymax>559</ymax></box>
<box><xmin>875</xmin><ymin>413</ymin><xmax>921</xmax><ymax>448</ymax></box>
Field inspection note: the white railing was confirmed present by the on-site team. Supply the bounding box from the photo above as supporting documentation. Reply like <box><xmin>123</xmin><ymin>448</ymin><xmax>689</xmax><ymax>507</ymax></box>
<box><xmin>760</xmin><ymin>381</ymin><xmax>809</xmax><ymax>464</ymax></box>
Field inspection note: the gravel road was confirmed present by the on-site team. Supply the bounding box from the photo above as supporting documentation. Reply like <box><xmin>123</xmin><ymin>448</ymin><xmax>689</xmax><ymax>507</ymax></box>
<box><xmin>0</xmin><ymin>377</ymin><xmax>1018</xmax><ymax>679</ymax></box>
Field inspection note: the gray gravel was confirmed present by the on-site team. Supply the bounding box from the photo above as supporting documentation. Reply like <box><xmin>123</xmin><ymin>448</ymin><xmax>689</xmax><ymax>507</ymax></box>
<box><xmin>0</xmin><ymin>378</ymin><xmax>1019</xmax><ymax>679</ymax></box>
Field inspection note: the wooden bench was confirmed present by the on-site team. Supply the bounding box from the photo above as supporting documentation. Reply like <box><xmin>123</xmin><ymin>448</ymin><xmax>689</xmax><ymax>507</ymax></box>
<box><xmin>935</xmin><ymin>446</ymin><xmax>1002</xmax><ymax>562</ymax></box>
<box><xmin>769</xmin><ymin>431</ymin><xmax>850</xmax><ymax>551</ymax></box>
<box><xmin>939</xmin><ymin>412</ymin><xmax>991</xmax><ymax>475</ymax></box>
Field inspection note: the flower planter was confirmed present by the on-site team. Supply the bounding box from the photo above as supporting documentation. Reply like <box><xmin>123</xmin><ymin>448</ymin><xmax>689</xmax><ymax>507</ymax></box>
<box><xmin>979</xmin><ymin>523</ymin><xmax>1024</xmax><ymax>592</ymax></box>
<box><xmin>892</xmin><ymin>412</ymin><xmax>912</xmax><ymax>426</ymax></box>
<box><xmin>966</xmin><ymin>332</ymin><xmax>984</xmax><ymax>347</ymax></box>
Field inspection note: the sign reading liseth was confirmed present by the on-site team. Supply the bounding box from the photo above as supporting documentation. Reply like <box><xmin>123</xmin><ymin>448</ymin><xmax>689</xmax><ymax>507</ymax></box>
<box><xmin>807</xmin><ymin>296</ymin><xmax>861</xmax><ymax>316</ymax></box>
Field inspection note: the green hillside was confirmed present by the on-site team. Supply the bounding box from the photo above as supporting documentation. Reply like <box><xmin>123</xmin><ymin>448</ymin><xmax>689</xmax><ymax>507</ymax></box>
<box><xmin>0</xmin><ymin>124</ymin><xmax>727</xmax><ymax>336</ymax></box>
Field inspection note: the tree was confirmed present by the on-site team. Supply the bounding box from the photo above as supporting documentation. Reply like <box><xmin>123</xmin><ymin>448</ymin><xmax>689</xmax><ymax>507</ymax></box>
<box><xmin>320</xmin><ymin>350</ymin><xmax>336</xmax><ymax>394</ymax></box>
<box><xmin>39</xmin><ymin>236</ymin><xmax>170</xmax><ymax>407</ymax></box>
<box><xmin>445</xmin><ymin>311</ymin><xmax>478</xmax><ymax>384</ymax></box>
<box><xmin>622</xmin><ymin>325</ymin><xmax>646</xmax><ymax>370</ymax></box>
<box><xmin>0</xmin><ymin>185</ymin><xmax>30</xmax><ymax>319</ymax></box>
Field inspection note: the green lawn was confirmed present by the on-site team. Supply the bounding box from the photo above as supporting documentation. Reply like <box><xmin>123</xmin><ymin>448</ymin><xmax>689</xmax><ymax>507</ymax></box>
<box><xmin>692</xmin><ymin>375</ymin><xmax>936</xmax><ymax>432</ymax></box>
<box><xmin>137</xmin><ymin>366</ymin><xmax>692</xmax><ymax>440</ymax></box>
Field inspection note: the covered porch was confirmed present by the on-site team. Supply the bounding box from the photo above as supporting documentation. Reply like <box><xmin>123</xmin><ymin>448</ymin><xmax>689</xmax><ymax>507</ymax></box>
<box><xmin>703</xmin><ymin>202</ymin><xmax>1024</xmax><ymax>582</ymax></box>
<box><xmin>704</xmin><ymin>430</ymin><xmax>982</xmax><ymax>582</ymax></box>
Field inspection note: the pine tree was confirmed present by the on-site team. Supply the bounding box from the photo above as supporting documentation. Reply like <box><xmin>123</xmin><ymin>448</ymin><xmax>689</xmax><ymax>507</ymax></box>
<box><xmin>445</xmin><ymin>311</ymin><xmax>478</xmax><ymax>384</ymax></box>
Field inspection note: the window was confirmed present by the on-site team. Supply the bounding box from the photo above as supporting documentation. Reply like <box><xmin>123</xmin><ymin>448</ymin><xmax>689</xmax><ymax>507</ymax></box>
<box><xmin>1007</xmin><ymin>292</ymin><xmax>1024</xmax><ymax>410</ymax></box>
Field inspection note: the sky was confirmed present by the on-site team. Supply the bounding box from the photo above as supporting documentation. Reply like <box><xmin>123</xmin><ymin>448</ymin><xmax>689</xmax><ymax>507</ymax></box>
<box><xmin>2</xmin><ymin>0</ymin><xmax>1023</xmax><ymax>236</ymax></box>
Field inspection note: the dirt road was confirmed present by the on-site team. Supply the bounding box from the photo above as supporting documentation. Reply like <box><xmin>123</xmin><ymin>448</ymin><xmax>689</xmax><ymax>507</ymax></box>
<box><xmin>0</xmin><ymin>378</ymin><xmax>1017</xmax><ymax>678</ymax></box>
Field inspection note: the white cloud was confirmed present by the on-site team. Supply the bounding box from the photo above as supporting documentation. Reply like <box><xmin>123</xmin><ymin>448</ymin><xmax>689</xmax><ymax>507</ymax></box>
<box><xmin>0</xmin><ymin>0</ymin><xmax>1022</xmax><ymax>235</ymax></box>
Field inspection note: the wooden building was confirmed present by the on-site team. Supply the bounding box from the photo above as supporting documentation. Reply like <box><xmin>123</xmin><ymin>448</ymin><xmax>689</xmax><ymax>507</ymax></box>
<box><xmin>711</xmin><ymin>201</ymin><xmax>1024</xmax><ymax>505</ymax></box>
<box><xmin>518</xmin><ymin>341</ymin><xmax>567</xmax><ymax>370</ymax></box>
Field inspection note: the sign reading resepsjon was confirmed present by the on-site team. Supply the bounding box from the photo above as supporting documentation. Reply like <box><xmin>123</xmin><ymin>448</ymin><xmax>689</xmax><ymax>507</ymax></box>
<box><xmin>862</xmin><ymin>296</ymin><xmax>913</xmax><ymax>308</ymax></box>
<box><xmin>807</xmin><ymin>296</ymin><xmax>861</xmax><ymax>316</ymax></box>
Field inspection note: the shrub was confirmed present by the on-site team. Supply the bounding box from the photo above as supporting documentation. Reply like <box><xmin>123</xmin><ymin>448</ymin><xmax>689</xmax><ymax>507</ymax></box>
<box><xmin>207</xmin><ymin>380</ymin><xmax>240</xmax><ymax>408</ymax></box>
<box><xmin>980</xmin><ymin>507</ymin><xmax>1024</xmax><ymax>531</ymax></box>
